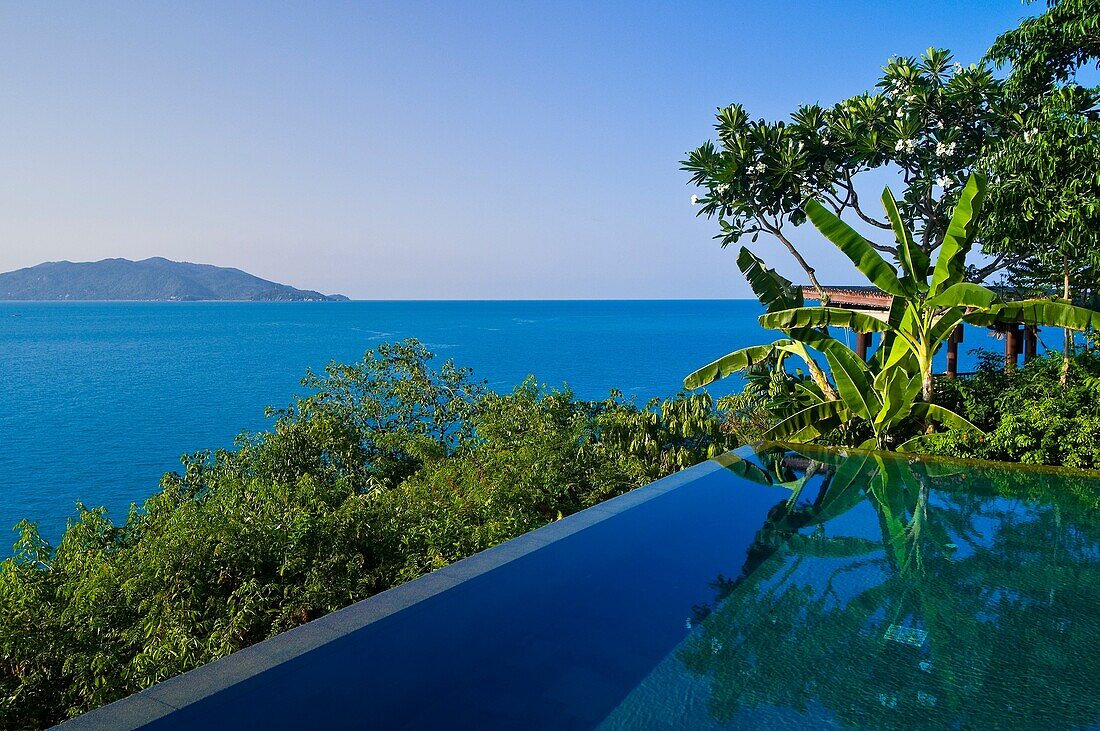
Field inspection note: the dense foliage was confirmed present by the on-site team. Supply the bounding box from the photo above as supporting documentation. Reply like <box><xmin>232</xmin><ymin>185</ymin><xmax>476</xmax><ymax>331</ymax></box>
<box><xmin>927</xmin><ymin>349</ymin><xmax>1100</xmax><ymax>469</ymax></box>
<box><xmin>684</xmin><ymin>172</ymin><xmax>1100</xmax><ymax>451</ymax></box>
<box><xmin>683</xmin><ymin>0</ymin><xmax>1100</xmax><ymax>466</ymax></box>
<box><xmin>0</xmin><ymin>340</ymin><xmax>744</xmax><ymax>729</ymax></box>
<box><xmin>683</xmin><ymin>47</ymin><xmax>1012</xmax><ymax>292</ymax></box>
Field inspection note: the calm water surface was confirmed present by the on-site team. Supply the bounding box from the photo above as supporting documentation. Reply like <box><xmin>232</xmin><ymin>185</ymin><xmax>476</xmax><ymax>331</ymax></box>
<box><xmin>0</xmin><ymin>301</ymin><xmax>1019</xmax><ymax>544</ymax></box>
<box><xmin>115</xmin><ymin>446</ymin><xmax>1100</xmax><ymax>730</ymax></box>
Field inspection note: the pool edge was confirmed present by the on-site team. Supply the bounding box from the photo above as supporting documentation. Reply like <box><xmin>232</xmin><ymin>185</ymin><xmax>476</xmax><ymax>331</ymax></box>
<box><xmin>53</xmin><ymin>453</ymin><xmax>737</xmax><ymax>730</ymax></box>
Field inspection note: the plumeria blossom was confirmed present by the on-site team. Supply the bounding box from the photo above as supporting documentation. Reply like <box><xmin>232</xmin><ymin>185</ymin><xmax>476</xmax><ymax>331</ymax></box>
<box><xmin>690</xmin><ymin>194</ymin><xmax>700</xmax><ymax>206</ymax></box>
<box><xmin>1023</xmin><ymin>128</ymin><xmax>1040</xmax><ymax>143</ymax></box>
<box><xmin>935</xmin><ymin>141</ymin><xmax>957</xmax><ymax>157</ymax></box>
<box><xmin>935</xmin><ymin>175</ymin><xmax>953</xmax><ymax>188</ymax></box>
<box><xmin>751</xmin><ymin>161</ymin><xmax>766</xmax><ymax>174</ymax></box>
<box><xmin>894</xmin><ymin>138</ymin><xmax>917</xmax><ymax>153</ymax></box>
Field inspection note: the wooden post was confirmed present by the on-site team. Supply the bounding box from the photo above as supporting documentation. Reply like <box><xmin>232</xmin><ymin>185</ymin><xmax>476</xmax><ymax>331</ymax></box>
<box><xmin>856</xmin><ymin>331</ymin><xmax>871</xmax><ymax>361</ymax></box>
<box><xmin>1024</xmin><ymin>326</ymin><xmax>1037</xmax><ymax>363</ymax></box>
<box><xmin>1005</xmin><ymin>325</ymin><xmax>1022</xmax><ymax>370</ymax></box>
<box><xmin>946</xmin><ymin>327</ymin><xmax>959</xmax><ymax>378</ymax></box>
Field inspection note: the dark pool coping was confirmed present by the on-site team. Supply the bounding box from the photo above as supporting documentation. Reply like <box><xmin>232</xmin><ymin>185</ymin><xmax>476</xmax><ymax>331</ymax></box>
<box><xmin>55</xmin><ymin>455</ymin><xmax>733</xmax><ymax>730</ymax></box>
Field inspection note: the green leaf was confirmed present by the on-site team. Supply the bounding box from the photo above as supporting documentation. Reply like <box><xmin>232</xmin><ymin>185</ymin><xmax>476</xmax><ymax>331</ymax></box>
<box><xmin>925</xmin><ymin>282</ymin><xmax>998</xmax><ymax>309</ymax></box>
<box><xmin>929</xmin><ymin>173</ymin><xmax>987</xmax><ymax>296</ymax></box>
<box><xmin>759</xmin><ymin>307</ymin><xmax>890</xmax><ymax>333</ymax></box>
<box><xmin>805</xmin><ymin>199</ymin><xmax>906</xmax><ymax>296</ymax></box>
<box><xmin>926</xmin><ymin>308</ymin><xmax>966</xmax><ymax>349</ymax></box>
<box><xmin>684</xmin><ymin>341</ymin><xmax>791</xmax><ymax>389</ymax></box>
<box><xmin>882</xmin><ymin>186</ymin><xmax>929</xmax><ymax>290</ymax></box>
<box><xmin>736</xmin><ymin>247</ymin><xmax>804</xmax><ymax>312</ymax></box>
<box><xmin>766</xmin><ymin>400</ymin><xmax>850</xmax><ymax>442</ymax></box>
<box><xmin>910</xmin><ymin>402</ymin><xmax>983</xmax><ymax>434</ymax></box>
<box><xmin>820</xmin><ymin>341</ymin><xmax>882</xmax><ymax>422</ymax></box>
<box><xmin>964</xmin><ymin>299</ymin><xmax>1100</xmax><ymax>330</ymax></box>
<box><xmin>874</xmin><ymin>368</ymin><xmax>921</xmax><ymax>427</ymax></box>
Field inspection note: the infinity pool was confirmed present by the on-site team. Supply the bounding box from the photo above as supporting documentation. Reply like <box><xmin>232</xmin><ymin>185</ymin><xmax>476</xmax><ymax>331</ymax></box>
<box><xmin>63</xmin><ymin>445</ymin><xmax>1100</xmax><ymax>730</ymax></box>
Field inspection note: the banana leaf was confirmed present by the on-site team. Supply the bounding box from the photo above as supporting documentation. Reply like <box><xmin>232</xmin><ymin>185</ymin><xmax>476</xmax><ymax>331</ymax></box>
<box><xmin>927</xmin><ymin>307</ymin><xmax>967</xmax><ymax>349</ymax></box>
<box><xmin>765</xmin><ymin>400</ymin><xmax>850</xmax><ymax>442</ymax></box>
<box><xmin>683</xmin><ymin>341</ymin><xmax>790</xmax><ymax>389</ymax></box>
<box><xmin>819</xmin><ymin>340</ymin><xmax>882</xmax><ymax>422</ymax></box>
<box><xmin>929</xmin><ymin>174</ymin><xmax>986</xmax><ymax>296</ymax></box>
<box><xmin>737</xmin><ymin>246</ymin><xmax>803</xmax><ymax>312</ymax></box>
<box><xmin>926</xmin><ymin>282</ymin><xmax>998</xmax><ymax>309</ymax></box>
<box><xmin>963</xmin><ymin>298</ymin><xmax>1100</xmax><ymax>330</ymax></box>
<box><xmin>882</xmin><ymin>186</ymin><xmax>929</xmax><ymax>291</ymax></box>
<box><xmin>908</xmin><ymin>402</ymin><xmax>983</xmax><ymax>435</ymax></box>
<box><xmin>805</xmin><ymin>199</ymin><xmax>906</xmax><ymax>296</ymax></box>
<box><xmin>873</xmin><ymin>367</ymin><xmax>922</xmax><ymax>427</ymax></box>
<box><xmin>759</xmin><ymin>306</ymin><xmax>890</xmax><ymax>333</ymax></box>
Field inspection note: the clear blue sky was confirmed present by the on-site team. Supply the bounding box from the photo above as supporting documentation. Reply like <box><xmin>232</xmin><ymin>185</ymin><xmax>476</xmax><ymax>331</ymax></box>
<box><xmin>0</xmin><ymin>1</ymin><xmax>1040</xmax><ymax>298</ymax></box>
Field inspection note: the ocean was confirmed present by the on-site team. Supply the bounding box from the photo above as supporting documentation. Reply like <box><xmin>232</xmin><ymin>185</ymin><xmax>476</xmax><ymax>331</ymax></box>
<box><xmin>0</xmin><ymin>300</ymin><xmax>1014</xmax><ymax>545</ymax></box>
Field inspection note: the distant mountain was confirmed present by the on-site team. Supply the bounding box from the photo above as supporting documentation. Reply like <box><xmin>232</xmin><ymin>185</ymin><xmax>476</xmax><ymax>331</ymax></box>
<box><xmin>0</xmin><ymin>258</ymin><xmax>350</xmax><ymax>301</ymax></box>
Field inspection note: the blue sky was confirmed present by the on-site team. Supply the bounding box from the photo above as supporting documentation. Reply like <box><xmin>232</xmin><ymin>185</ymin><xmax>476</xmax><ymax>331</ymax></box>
<box><xmin>0</xmin><ymin>1</ymin><xmax>1042</xmax><ymax>298</ymax></box>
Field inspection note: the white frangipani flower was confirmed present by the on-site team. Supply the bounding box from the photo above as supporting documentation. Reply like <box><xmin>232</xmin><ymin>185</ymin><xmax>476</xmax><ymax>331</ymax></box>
<box><xmin>894</xmin><ymin>139</ymin><xmax>917</xmax><ymax>153</ymax></box>
<box><xmin>935</xmin><ymin>176</ymin><xmax>952</xmax><ymax>188</ymax></box>
<box><xmin>751</xmin><ymin>161</ymin><xmax>766</xmax><ymax>174</ymax></box>
<box><xmin>1023</xmin><ymin>128</ymin><xmax>1040</xmax><ymax>143</ymax></box>
<box><xmin>935</xmin><ymin>141</ymin><xmax>957</xmax><ymax>157</ymax></box>
<box><xmin>690</xmin><ymin>194</ymin><xmax>700</xmax><ymax>206</ymax></box>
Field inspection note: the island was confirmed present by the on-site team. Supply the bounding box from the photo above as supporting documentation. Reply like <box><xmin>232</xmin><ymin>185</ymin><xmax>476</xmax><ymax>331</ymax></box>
<box><xmin>0</xmin><ymin>257</ymin><xmax>350</xmax><ymax>301</ymax></box>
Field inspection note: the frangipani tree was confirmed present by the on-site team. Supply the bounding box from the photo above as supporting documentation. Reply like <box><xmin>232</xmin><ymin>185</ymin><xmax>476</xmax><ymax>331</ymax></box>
<box><xmin>683</xmin><ymin>49</ymin><xmax>1014</xmax><ymax>297</ymax></box>
<box><xmin>686</xmin><ymin>173</ymin><xmax>1100</xmax><ymax>450</ymax></box>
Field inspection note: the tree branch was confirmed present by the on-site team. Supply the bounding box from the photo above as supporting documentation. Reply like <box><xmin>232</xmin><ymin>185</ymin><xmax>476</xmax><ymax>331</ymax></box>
<box><xmin>757</xmin><ymin>215</ymin><xmax>828</xmax><ymax>299</ymax></box>
<box><xmin>973</xmin><ymin>252</ymin><xmax>1018</xmax><ymax>281</ymax></box>
<box><xmin>839</xmin><ymin>172</ymin><xmax>891</xmax><ymax>230</ymax></box>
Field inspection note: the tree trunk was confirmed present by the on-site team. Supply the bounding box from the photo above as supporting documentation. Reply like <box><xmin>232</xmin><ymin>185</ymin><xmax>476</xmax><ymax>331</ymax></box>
<box><xmin>1062</xmin><ymin>263</ymin><xmax>1072</xmax><ymax>386</ymax></box>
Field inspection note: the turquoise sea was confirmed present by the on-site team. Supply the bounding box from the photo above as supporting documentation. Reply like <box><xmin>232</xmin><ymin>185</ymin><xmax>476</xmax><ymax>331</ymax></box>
<box><xmin>0</xmin><ymin>301</ymin><xmax>1021</xmax><ymax>544</ymax></box>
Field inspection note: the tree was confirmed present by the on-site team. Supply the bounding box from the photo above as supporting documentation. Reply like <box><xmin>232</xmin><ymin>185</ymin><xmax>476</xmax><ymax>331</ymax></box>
<box><xmin>986</xmin><ymin>0</ymin><xmax>1100</xmax><ymax>94</ymax></box>
<box><xmin>685</xmin><ymin>174</ymin><xmax>1100</xmax><ymax>449</ymax></box>
<box><xmin>982</xmin><ymin>0</ymin><xmax>1100</xmax><ymax>381</ymax></box>
<box><xmin>683</xmin><ymin>48</ymin><xmax>1013</xmax><ymax>295</ymax></box>
<box><xmin>979</xmin><ymin>86</ymin><xmax>1100</xmax><ymax>378</ymax></box>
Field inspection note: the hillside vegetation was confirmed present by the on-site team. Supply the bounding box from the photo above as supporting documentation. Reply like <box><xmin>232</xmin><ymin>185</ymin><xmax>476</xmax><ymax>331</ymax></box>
<box><xmin>0</xmin><ymin>257</ymin><xmax>348</xmax><ymax>301</ymax></box>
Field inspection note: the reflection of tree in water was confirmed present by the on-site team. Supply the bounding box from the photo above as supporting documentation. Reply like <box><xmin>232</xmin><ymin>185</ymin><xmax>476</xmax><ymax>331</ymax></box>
<box><xmin>679</xmin><ymin>448</ymin><xmax>1100</xmax><ymax>729</ymax></box>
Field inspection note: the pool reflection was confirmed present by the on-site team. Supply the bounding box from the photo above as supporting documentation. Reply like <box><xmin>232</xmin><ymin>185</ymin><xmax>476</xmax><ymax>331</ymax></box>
<box><xmin>607</xmin><ymin>446</ymin><xmax>1100</xmax><ymax>730</ymax></box>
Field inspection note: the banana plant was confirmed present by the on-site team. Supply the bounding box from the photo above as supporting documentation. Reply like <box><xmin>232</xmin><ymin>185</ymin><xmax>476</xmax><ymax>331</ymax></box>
<box><xmin>686</xmin><ymin>172</ymin><xmax>1100</xmax><ymax>449</ymax></box>
<box><xmin>684</xmin><ymin>247</ymin><xmax>837</xmax><ymax>401</ymax></box>
<box><xmin>764</xmin><ymin>173</ymin><xmax>1100</xmax><ymax>402</ymax></box>
<box><xmin>686</xmin><ymin>247</ymin><xmax>976</xmax><ymax>449</ymax></box>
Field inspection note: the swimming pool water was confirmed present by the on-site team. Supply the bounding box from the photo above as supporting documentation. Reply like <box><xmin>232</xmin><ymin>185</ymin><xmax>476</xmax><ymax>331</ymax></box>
<box><xmin>68</xmin><ymin>445</ymin><xmax>1100</xmax><ymax>730</ymax></box>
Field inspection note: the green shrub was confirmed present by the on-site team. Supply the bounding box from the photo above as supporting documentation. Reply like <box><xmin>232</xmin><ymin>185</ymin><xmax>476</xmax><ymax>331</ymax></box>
<box><xmin>925</xmin><ymin>349</ymin><xmax>1100</xmax><ymax>468</ymax></box>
